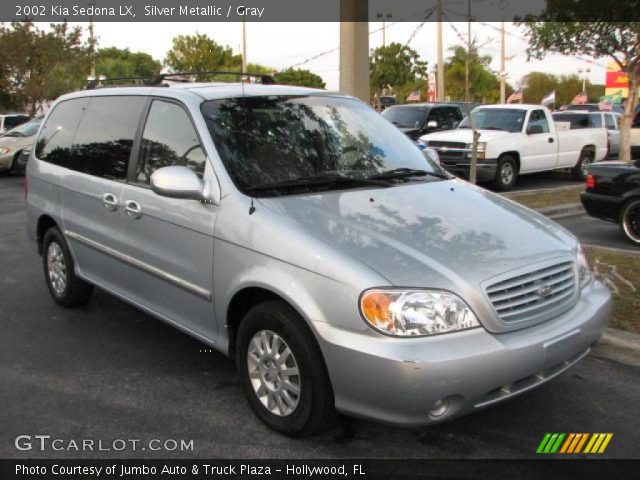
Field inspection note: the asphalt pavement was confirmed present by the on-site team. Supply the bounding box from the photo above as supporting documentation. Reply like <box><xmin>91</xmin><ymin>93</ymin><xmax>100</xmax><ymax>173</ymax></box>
<box><xmin>555</xmin><ymin>214</ymin><xmax>639</xmax><ymax>252</ymax></box>
<box><xmin>1</xmin><ymin>173</ymin><xmax>638</xmax><ymax>460</ymax></box>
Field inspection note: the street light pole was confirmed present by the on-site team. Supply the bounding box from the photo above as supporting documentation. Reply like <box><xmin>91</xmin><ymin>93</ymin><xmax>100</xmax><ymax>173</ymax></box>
<box><xmin>500</xmin><ymin>20</ymin><xmax>506</xmax><ymax>103</ymax></box>
<box><xmin>376</xmin><ymin>12</ymin><xmax>391</xmax><ymax>46</ymax></box>
<box><xmin>436</xmin><ymin>0</ymin><xmax>444</xmax><ymax>101</ymax></box>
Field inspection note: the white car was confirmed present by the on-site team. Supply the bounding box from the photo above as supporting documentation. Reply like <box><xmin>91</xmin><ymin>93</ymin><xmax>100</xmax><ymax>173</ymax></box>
<box><xmin>420</xmin><ymin>104</ymin><xmax>608</xmax><ymax>190</ymax></box>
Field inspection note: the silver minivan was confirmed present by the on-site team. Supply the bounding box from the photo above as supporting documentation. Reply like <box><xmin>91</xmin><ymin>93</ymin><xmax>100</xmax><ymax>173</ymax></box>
<box><xmin>26</xmin><ymin>81</ymin><xmax>611</xmax><ymax>436</ymax></box>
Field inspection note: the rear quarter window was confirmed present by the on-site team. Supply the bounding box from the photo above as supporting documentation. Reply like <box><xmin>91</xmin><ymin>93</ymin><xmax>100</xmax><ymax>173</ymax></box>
<box><xmin>35</xmin><ymin>98</ymin><xmax>89</xmax><ymax>166</ymax></box>
<box><xmin>70</xmin><ymin>96</ymin><xmax>146</xmax><ymax>181</ymax></box>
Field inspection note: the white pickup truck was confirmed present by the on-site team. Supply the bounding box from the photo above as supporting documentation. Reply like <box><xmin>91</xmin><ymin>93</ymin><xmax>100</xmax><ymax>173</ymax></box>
<box><xmin>419</xmin><ymin>104</ymin><xmax>608</xmax><ymax>190</ymax></box>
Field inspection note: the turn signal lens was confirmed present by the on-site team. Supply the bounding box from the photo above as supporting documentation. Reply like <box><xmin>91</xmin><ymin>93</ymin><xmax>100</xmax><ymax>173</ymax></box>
<box><xmin>360</xmin><ymin>289</ymin><xmax>480</xmax><ymax>337</ymax></box>
<box><xmin>586</xmin><ymin>174</ymin><xmax>596</xmax><ymax>190</ymax></box>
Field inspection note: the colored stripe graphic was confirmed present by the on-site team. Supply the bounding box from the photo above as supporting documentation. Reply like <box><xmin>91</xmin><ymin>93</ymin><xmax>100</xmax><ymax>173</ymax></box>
<box><xmin>537</xmin><ymin>433</ymin><xmax>612</xmax><ymax>454</ymax></box>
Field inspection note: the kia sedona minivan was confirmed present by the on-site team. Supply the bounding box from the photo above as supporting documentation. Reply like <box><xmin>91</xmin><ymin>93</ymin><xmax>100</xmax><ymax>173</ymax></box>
<box><xmin>26</xmin><ymin>79</ymin><xmax>611</xmax><ymax>436</ymax></box>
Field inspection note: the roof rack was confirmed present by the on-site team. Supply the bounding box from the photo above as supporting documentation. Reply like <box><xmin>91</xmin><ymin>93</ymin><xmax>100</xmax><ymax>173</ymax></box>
<box><xmin>86</xmin><ymin>70</ymin><xmax>276</xmax><ymax>90</ymax></box>
<box><xmin>153</xmin><ymin>71</ymin><xmax>276</xmax><ymax>85</ymax></box>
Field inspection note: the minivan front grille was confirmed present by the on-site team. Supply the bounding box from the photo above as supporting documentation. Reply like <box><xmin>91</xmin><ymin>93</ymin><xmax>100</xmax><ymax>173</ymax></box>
<box><xmin>485</xmin><ymin>261</ymin><xmax>577</xmax><ymax>324</ymax></box>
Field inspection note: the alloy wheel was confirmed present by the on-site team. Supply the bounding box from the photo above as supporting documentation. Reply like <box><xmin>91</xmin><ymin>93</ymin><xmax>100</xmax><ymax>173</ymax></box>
<box><xmin>46</xmin><ymin>241</ymin><xmax>67</xmax><ymax>295</ymax></box>
<box><xmin>247</xmin><ymin>330</ymin><xmax>301</xmax><ymax>417</ymax></box>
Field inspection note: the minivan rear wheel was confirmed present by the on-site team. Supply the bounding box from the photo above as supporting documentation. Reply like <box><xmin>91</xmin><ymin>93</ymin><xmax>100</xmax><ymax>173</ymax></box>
<box><xmin>236</xmin><ymin>300</ymin><xmax>335</xmax><ymax>436</ymax></box>
<box><xmin>42</xmin><ymin>227</ymin><xmax>94</xmax><ymax>307</ymax></box>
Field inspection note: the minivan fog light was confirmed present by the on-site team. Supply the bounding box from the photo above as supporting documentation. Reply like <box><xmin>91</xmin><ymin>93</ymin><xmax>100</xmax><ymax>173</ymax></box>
<box><xmin>360</xmin><ymin>289</ymin><xmax>480</xmax><ymax>337</ymax></box>
<box><xmin>429</xmin><ymin>398</ymin><xmax>449</xmax><ymax>417</ymax></box>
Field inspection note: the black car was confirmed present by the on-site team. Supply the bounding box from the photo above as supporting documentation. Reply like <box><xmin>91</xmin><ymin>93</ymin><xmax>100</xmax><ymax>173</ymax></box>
<box><xmin>381</xmin><ymin>103</ymin><xmax>463</xmax><ymax>140</ymax></box>
<box><xmin>581</xmin><ymin>160</ymin><xmax>640</xmax><ymax>246</ymax></box>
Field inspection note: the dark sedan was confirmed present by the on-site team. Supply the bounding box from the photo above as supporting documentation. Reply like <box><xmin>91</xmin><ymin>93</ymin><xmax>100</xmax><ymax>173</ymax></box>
<box><xmin>581</xmin><ymin>160</ymin><xmax>640</xmax><ymax>246</ymax></box>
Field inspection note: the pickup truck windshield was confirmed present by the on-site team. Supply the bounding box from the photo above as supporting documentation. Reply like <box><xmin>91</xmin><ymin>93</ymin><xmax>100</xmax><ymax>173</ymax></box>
<box><xmin>201</xmin><ymin>95</ymin><xmax>443</xmax><ymax>196</ymax></box>
<box><xmin>382</xmin><ymin>106</ymin><xmax>427</xmax><ymax>128</ymax></box>
<box><xmin>458</xmin><ymin>108</ymin><xmax>526</xmax><ymax>133</ymax></box>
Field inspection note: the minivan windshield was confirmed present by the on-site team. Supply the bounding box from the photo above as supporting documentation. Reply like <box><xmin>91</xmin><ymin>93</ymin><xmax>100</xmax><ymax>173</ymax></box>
<box><xmin>201</xmin><ymin>95</ymin><xmax>444</xmax><ymax>196</ymax></box>
<box><xmin>382</xmin><ymin>106</ymin><xmax>427</xmax><ymax>128</ymax></box>
<box><xmin>458</xmin><ymin>108</ymin><xmax>526</xmax><ymax>133</ymax></box>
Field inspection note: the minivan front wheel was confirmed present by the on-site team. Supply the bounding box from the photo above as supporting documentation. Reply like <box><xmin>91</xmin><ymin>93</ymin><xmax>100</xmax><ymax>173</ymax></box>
<box><xmin>42</xmin><ymin>227</ymin><xmax>94</xmax><ymax>307</ymax></box>
<box><xmin>236</xmin><ymin>300</ymin><xmax>334</xmax><ymax>436</ymax></box>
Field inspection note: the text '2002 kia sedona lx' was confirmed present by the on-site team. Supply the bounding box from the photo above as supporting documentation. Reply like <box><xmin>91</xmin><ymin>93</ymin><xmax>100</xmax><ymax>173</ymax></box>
<box><xmin>26</xmin><ymin>75</ymin><xmax>611</xmax><ymax>436</ymax></box>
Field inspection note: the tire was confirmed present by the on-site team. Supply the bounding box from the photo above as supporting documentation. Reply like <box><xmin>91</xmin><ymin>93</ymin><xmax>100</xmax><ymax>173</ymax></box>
<box><xmin>493</xmin><ymin>155</ymin><xmax>518</xmax><ymax>191</ymax></box>
<box><xmin>10</xmin><ymin>151</ymin><xmax>20</xmax><ymax>175</ymax></box>
<box><xmin>236</xmin><ymin>300</ymin><xmax>335</xmax><ymax>436</ymax></box>
<box><xmin>572</xmin><ymin>150</ymin><xmax>594</xmax><ymax>181</ymax></box>
<box><xmin>619</xmin><ymin>198</ymin><xmax>640</xmax><ymax>247</ymax></box>
<box><xmin>42</xmin><ymin>227</ymin><xmax>94</xmax><ymax>307</ymax></box>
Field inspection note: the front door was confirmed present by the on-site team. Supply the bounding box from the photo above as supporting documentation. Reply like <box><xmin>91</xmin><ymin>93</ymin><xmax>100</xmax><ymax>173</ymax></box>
<box><xmin>118</xmin><ymin>99</ymin><xmax>218</xmax><ymax>341</ymax></box>
<box><xmin>522</xmin><ymin>109</ymin><xmax>557</xmax><ymax>172</ymax></box>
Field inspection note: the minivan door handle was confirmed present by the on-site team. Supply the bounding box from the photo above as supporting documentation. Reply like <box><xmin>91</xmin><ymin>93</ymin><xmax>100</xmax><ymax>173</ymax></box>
<box><xmin>548</xmin><ymin>137</ymin><xmax>554</xmax><ymax>143</ymax></box>
<box><xmin>102</xmin><ymin>193</ymin><xmax>119</xmax><ymax>211</ymax></box>
<box><xmin>124</xmin><ymin>200</ymin><xmax>142</xmax><ymax>219</ymax></box>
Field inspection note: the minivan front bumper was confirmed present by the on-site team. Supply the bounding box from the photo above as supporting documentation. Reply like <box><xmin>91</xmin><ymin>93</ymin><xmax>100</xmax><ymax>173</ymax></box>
<box><xmin>314</xmin><ymin>279</ymin><xmax>610</xmax><ymax>427</ymax></box>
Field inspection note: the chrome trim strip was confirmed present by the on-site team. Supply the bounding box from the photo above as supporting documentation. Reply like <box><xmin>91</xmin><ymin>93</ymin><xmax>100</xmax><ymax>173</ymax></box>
<box><xmin>64</xmin><ymin>230</ymin><xmax>211</xmax><ymax>301</ymax></box>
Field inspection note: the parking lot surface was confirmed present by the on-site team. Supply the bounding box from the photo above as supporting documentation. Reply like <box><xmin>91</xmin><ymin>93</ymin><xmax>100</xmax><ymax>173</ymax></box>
<box><xmin>1</xmin><ymin>174</ymin><xmax>639</xmax><ymax>459</ymax></box>
<box><xmin>555</xmin><ymin>214</ymin><xmax>639</xmax><ymax>252</ymax></box>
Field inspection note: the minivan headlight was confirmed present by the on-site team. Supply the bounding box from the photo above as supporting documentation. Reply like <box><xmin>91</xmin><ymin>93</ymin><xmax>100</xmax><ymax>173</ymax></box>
<box><xmin>360</xmin><ymin>289</ymin><xmax>480</xmax><ymax>337</ymax></box>
<box><xmin>577</xmin><ymin>244</ymin><xmax>592</xmax><ymax>288</ymax></box>
<box><xmin>0</xmin><ymin>147</ymin><xmax>11</xmax><ymax>155</ymax></box>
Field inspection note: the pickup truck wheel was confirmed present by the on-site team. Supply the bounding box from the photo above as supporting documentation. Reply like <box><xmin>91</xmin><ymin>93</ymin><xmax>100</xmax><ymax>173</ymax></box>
<box><xmin>573</xmin><ymin>150</ymin><xmax>594</xmax><ymax>181</ymax></box>
<box><xmin>493</xmin><ymin>156</ymin><xmax>517</xmax><ymax>191</ymax></box>
<box><xmin>236</xmin><ymin>300</ymin><xmax>335</xmax><ymax>436</ymax></box>
<box><xmin>42</xmin><ymin>227</ymin><xmax>94</xmax><ymax>307</ymax></box>
<box><xmin>619</xmin><ymin>198</ymin><xmax>640</xmax><ymax>246</ymax></box>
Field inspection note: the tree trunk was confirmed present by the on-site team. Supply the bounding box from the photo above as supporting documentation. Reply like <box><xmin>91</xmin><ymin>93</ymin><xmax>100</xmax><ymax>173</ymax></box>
<box><xmin>619</xmin><ymin>68</ymin><xmax>639</xmax><ymax>162</ymax></box>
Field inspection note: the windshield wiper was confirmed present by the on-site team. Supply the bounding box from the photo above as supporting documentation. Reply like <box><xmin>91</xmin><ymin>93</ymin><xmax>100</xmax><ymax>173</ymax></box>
<box><xmin>245</xmin><ymin>174</ymin><xmax>392</xmax><ymax>193</ymax></box>
<box><xmin>368</xmin><ymin>168</ymin><xmax>450</xmax><ymax>181</ymax></box>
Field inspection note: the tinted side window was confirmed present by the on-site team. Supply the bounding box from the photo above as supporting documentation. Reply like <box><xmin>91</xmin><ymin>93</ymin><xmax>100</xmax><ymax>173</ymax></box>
<box><xmin>427</xmin><ymin>108</ymin><xmax>446</xmax><ymax>127</ymax></box>
<box><xmin>135</xmin><ymin>100</ymin><xmax>206</xmax><ymax>185</ymax></box>
<box><xmin>604</xmin><ymin>114</ymin><xmax>616</xmax><ymax>130</ymax></box>
<box><xmin>5</xmin><ymin>115</ymin><xmax>30</xmax><ymax>129</ymax></box>
<box><xmin>588</xmin><ymin>114</ymin><xmax>603</xmax><ymax>128</ymax></box>
<box><xmin>36</xmin><ymin>98</ymin><xmax>89</xmax><ymax>166</ymax></box>
<box><xmin>71</xmin><ymin>96</ymin><xmax>146</xmax><ymax>181</ymax></box>
<box><xmin>528</xmin><ymin>110</ymin><xmax>550</xmax><ymax>133</ymax></box>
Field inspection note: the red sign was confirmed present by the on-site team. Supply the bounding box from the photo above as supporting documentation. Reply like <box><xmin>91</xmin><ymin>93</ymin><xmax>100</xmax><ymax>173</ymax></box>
<box><xmin>606</xmin><ymin>70</ymin><xmax>629</xmax><ymax>89</ymax></box>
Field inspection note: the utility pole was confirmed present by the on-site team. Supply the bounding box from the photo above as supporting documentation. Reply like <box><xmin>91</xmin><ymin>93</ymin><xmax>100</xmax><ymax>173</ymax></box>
<box><xmin>88</xmin><ymin>2</ymin><xmax>96</xmax><ymax>78</ymax></box>
<box><xmin>436</xmin><ymin>0</ymin><xmax>444</xmax><ymax>101</ymax></box>
<box><xmin>500</xmin><ymin>20</ymin><xmax>506</xmax><ymax>103</ymax></box>
<box><xmin>467</xmin><ymin>0</ymin><xmax>479</xmax><ymax>185</ymax></box>
<box><xmin>241</xmin><ymin>17</ymin><xmax>247</xmax><ymax>73</ymax></box>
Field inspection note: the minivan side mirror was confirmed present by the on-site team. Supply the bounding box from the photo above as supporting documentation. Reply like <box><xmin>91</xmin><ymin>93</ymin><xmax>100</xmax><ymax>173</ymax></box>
<box><xmin>150</xmin><ymin>166</ymin><xmax>204</xmax><ymax>200</ymax></box>
<box><xmin>526</xmin><ymin>124</ymin><xmax>544</xmax><ymax>135</ymax></box>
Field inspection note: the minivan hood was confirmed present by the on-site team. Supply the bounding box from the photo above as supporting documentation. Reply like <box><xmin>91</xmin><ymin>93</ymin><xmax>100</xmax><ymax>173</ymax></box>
<box><xmin>0</xmin><ymin>135</ymin><xmax>34</xmax><ymax>149</ymax></box>
<box><xmin>420</xmin><ymin>129</ymin><xmax>514</xmax><ymax>144</ymax></box>
<box><xmin>259</xmin><ymin>180</ymin><xmax>577</xmax><ymax>288</ymax></box>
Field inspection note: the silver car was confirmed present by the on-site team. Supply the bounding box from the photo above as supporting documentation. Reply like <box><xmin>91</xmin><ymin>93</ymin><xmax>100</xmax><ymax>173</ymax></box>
<box><xmin>26</xmin><ymin>83</ymin><xmax>611</xmax><ymax>436</ymax></box>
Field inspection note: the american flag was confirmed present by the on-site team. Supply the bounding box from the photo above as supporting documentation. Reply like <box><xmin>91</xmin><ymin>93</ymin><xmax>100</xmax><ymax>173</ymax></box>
<box><xmin>571</xmin><ymin>91</ymin><xmax>588</xmax><ymax>105</ymax></box>
<box><xmin>406</xmin><ymin>90</ymin><xmax>420</xmax><ymax>102</ymax></box>
<box><xmin>506</xmin><ymin>89</ymin><xmax>522</xmax><ymax>104</ymax></box>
